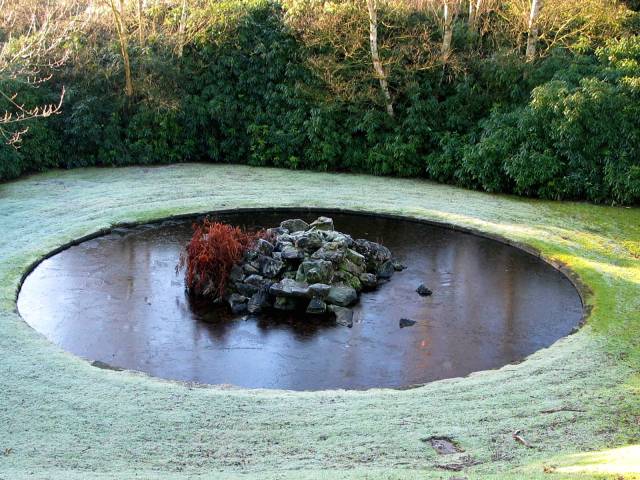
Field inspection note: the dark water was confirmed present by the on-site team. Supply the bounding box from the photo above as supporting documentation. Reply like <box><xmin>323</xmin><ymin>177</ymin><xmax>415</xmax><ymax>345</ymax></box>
<box><xmin>18</xmin><ymin>210</ymin><xmax>583</xmax><ymax>390</ymax></box>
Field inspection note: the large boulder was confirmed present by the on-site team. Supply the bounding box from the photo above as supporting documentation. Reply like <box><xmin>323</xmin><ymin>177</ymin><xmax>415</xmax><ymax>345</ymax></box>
<box><xmin>359</xmin><ymin>273</ymin><xmax>377</xmax><ymax>290</ymax></box>
<box><xmin>247</xmin><ymin>289</ymin><xmax>270</xmax><ymax>314</ymax></box>
<box><xmin>260</xmin><ymin>256</ymin><xmax>284</xmax><ymax>278</ymax></box>
<box><xmin>353</xmin><ymin>238</ymin><xmax>392</xmax><ymax>273</ymax></box>
<box><xmin>280</xmin><ymin>245</ymin><xmax>305</xmax><ymax>261</ymax></box>
<box><xmin>308</xmin><ymin>283</ymin><xmax>331</xmax><ymax>299</ymax></box>
<box><xmin>296</xmin><ymin>260</ymin><xmax>334</xmax><ymax>284</ymax></box>
<box><xmin>338</xmin><ymin>258</ymin><xmax>364</xmax><ymax>276</ymax></box>
<box><xmin>345</xmin><ymin>248</ymin><xmax>365</xmax><ymax>266</ymax></box>
<box><xmin>269</xmin><ymin>278</ymin><xmax>310</xmax><ymax>298</ymax></box>
<box><xmin>308</xmin><ymin>216</ymin><xmax>334</xmax><ymax>231</ymax></box>
<box><xmin>326</xmin><ymin>285</ymin><xmax>358</xmax><ymax>307</ymax></box>
<box><xmin>333</xmin><ymin>271</ymin><xmax>362</xmax><ymax>292</ymax></box>
<box><xmin>227</xmin><ymin>293</ymin><xmax>248</xmax><ymax>314</ymax></box>
<box><xmin>255</xmin><ymin>239</ymin><xmax>274</xmax><ymax>256</ymax></box>
<box><xmin>280</xmin><ymin>218</ymin><xmax>309</xmax><ymax>233</ymax></box>
<box><xmin>296</xmin><ymin>231</ymin><xmax>324</xmax><ymax>252</ymax></box>
<box><xmin>311</xmin><ymin>242</ymin><xmax>346</xmax><ymax>263</ymax></box>
<box><xmin>376</xmin><ymin>260</ymin><xmax>395</xmax><ymax>279</ymax></box>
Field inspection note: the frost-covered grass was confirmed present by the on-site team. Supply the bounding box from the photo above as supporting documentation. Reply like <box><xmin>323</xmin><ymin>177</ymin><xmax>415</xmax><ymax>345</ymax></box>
<box><xmin>0</xmin><ymin>164</ymin><xmax>638</xmax><ymax>479</ymax></box>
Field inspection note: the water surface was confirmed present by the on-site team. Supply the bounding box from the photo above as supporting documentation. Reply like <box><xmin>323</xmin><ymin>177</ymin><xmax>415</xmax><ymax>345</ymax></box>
<box><xmin>18</xmin><ymin>210</ymin><xmax>583</xmax><ymax>390</ymax></box>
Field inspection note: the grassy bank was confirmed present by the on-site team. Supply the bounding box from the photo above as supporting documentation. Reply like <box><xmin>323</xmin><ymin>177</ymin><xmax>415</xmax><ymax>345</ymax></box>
<box><xmin>0</xmin><ymin>164</ymin><xmax>638</xmax><ymax>479</ymax></box>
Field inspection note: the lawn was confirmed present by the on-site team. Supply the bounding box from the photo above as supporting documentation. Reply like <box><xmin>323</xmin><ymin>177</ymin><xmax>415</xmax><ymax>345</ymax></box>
<box><xmin>0</xmin><ymin>164</ymin><xmax>638</xmax><ymax>479</ymax></box>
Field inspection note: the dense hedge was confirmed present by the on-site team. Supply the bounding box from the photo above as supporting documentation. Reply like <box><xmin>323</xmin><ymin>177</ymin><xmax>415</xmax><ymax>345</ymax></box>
<box><xmin>1</xmin><ymin>0</ymin><xmax>639</xmax><ymax>204</ymax></box>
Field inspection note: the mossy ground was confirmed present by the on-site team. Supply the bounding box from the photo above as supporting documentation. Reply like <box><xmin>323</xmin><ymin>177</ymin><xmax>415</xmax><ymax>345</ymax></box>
<box><xmin>0</xmin><ymin>164</ymin><xmax>638</xmax><ymax>479</ymax></box>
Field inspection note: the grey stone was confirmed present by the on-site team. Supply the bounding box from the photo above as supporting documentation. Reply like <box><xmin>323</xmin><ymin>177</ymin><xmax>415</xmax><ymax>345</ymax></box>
<box><xmin>296</xmin><ymin>231</ymin><xmax>324</xmax><ymax>251</ymax></box>
<box><xmin>311</xmin><ymin>242</ymin><xmax>346</xmax><ymax>263</ymax></box>
<box><xmin>339</xmin><ymin>258</ymin><xmax>364</xmax><ymax>276</ymax></box>
<box><xmin>255</xmin><ymin>239</ymin><xmax>274</xmax><ymax>256</ymax></box>
<box><xmin>280</xmin><ymin>218</ymin><xmax>309</xmax><ymax>233</ymax></box>
<box><xmin>359</xmin><ymin>273</ymin><xmax>377</xmax><ymax>290</ymax></box>
<box><xmin>266</xmin><ymin>227</ymin><xmax>288</xmax><ymax>236</ymax></box>
<box><xmin>275</xmin><ymin>240</ymin><xmax>293</xmax><ymax>252</ymax></box>
<box><xmin>326</xmin><ymin>285</ymin><xmax>358</xmax><ymax>307</ymax></box>
<box><xmin>260</xmin><ymin>256</ymin><xmax>284</xmax><ymax>278</ymax></box>
<box><xmin>331</xmin><ymin>233</ymin><xmax>353</xmax><ymax>248</ymax></box>
<box><xmin>329</xmin><ymin>305</ymin><xmax>354</xmax><ymax>328</ymax></box>
<box><xmin>306</xmin><ymin>297</ymin><xmax>327</xmax><ymax>314</ymax></box>
<box><xmin>345</xmin><ymin>248</ymin><xmax>365</xmax><ymax>266</ymax></box>
<box><xmin>269</xmin><ymin>278</ymin><xmax>310</xmax><ymax>298</ymax></box>
<box><xmin>399</xmin><ymin>318</ymin><xmax>416</xmax><ymax>328</ymax></box>
<box><xmin>333</xmin><ymin>271</ymin><xmax>362</xmax><ymax>292</ymax></box>
<box><xmin>296</xmin><ymin>260</ymin><xmax>333</xmax><ymax>284</ymax></box>
<box><xmin>354</xmin><ymin>238</ymin><xmax>392</xmax><ymax>272</ymax></box>
<box><xmin>416</xmin><ymin>284</ymin><xmax>432</xmax><ymax>296</ymax></box>
<box><xmin>242</xmin><ymin>263</ymin><xmax>260</xmax><ymax>275</ymax></box>
<box><xmin>281</xmin><ymin>245</ymin><xmax>305</xmax><ymax>261</ymax></box>
<box><xmin>308</xmin><ymin>283</ymin><xmax>331</xmax><ymax>299</ymax></box>
<box><xmin>393</xmin><ymin>260</ymin><xmax>407</xmax><ymax>271</ymax></box>
<box><xmin>377</xmin><ymin>260</ymin><xmax>395</xmax><ymax>279</ymax></box>
<box><xmin>308</xmin><ymin>216</ymin><xmax>334</xmax><ymax>231</ymax></box>
<box><xmin>244</xmin><ymin>274</ymin><xmax>265</xmax><ymax>286</ymax></box>
<box><xmin>228</xmin><ymin>293</ymin><xmax>248</xmax><ymax>314</ymax></box>
<box><xmin>247</xmin><ymin>289</ymin><xmax>270</xmax><ymax>314</ymax></box>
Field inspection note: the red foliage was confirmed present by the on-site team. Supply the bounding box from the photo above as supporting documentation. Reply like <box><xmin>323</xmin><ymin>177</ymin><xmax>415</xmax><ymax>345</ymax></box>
<box><xmin>178</xmin><ymin>219</ymin><xmax>257</xmax><ymax>297</ymax></box>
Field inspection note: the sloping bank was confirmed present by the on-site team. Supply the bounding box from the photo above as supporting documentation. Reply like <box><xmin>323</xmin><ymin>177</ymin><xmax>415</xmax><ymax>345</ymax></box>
<box><xmin>0</xmin><ymin>164</ymin><xmax>638</xmax><ymax>480</ymax></box>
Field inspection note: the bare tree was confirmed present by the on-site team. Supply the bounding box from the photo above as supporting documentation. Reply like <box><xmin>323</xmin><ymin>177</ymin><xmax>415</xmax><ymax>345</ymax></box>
<box><xmin>0</xmin><ymin>0</ymin><xmax>73</xmax><ymax>145</ymax></box>
<box><xmin>137</xmin><ymin>0</ymin><xmax>145</xmax><ymax>46</ymax></box>
<box><xmin>441</xmin><ymin>0</ymin><xmax>459</xmax><ymax>60</ymax></box>
<box><xmin>468</xmin><ymin>0</ymin><xmax>482</xmax><ymax>29</ymax></box>
<box><xmin>177</xmin><ymin>0</ymin><xmax>188</xmax><ymax>57</ymax></box>
<box><xmin>106</xmin><ymin>0</ymin><xmax>134</xmax><ymax>96</ymax></box>
<box><xmin>366</xmin><ymin>0</ymin><xmax>394</xmax><ymax>117</ymax></box>
<box><xmin>526</xmin><ymin>0</ymin><xmax>543</xmax><ymax>61</ymax></box>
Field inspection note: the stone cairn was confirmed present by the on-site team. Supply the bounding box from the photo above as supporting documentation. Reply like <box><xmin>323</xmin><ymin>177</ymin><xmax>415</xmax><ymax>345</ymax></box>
<box><xmin>223</xmin><ymin>216</ymin><xmax>404</xmax><ymax>327</ymax></box>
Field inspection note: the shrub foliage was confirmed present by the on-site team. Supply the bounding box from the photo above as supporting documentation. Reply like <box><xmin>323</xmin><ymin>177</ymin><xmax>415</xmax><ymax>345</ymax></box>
<box><xmin>1</xmin><ymin>0</ymin><xmax>639</xmax><ymax>204</ymax></box>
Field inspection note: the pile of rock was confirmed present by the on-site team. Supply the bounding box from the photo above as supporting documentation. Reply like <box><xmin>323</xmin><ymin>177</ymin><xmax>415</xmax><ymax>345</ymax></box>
<box><xmin>222</xmin><ymin>216</ymin><xmax>403</xmax><ymax>327</ymax></box>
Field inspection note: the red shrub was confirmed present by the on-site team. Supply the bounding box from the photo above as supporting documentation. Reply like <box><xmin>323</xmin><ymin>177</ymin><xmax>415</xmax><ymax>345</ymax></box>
<box><xmin>178</xmin><ymin>219</ymin><xmax>257</xmax><ymax>297</ymax></box>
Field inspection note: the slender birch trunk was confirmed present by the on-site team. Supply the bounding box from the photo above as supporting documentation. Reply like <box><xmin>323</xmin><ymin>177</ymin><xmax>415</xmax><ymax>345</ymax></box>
<box><xmin>441</xmin><ymin>1</ymin><xmax>454</xmax><ymax>61</ymax></box>
<box><xmin>177</xmin><ymin>0</ymin><xmax>188</xmax><ymax>57</ymax></box>
<box><xmin>525</xmin><ymin>0</ymin><xmax>542</xmax><ymax>61</ymax></box>
<box><xmin>469</xmin><ymin>0</ymin><xmax>482</xmax><ymax>29</ymax></box>
<box><xmin>366</xmin><ymin>0</ymin><xmax>394</xmax><ymax>117</ymax></box>
<box><xmin>137</xmin><ymin>0</ymin><xmax>144</xmax><ymax>46</ymax></box>
<box><xmin>108</xmin><ymin>0</ymin><xmax>134</xmax><ymax>97</ymax></box>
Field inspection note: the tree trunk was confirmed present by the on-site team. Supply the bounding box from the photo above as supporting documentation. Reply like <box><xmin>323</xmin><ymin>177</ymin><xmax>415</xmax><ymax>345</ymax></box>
<box><xmin>469</xmin><ymin>0</ymin><xmax>482</xmax><ymax>29</ymax></box>
<box><xmin>137</xmin><ymin>0</ymin><xmax>144</xmax><ymax>46</ymax></box>
<box><xmin>441</xmin><ymin>2</ymin><xmax>454</xmax><ymax>61</ymax></box>
<box><xmin>108</xmin><ymin>0</ymin><xmax>134</xmax><ymax>97</ymax></box>
<box><xmin>177</xmin><ymin>0</ymin><xmax>188</xmax><ymax>57</ymax></box>
<box><xmin>525</xmin><ymin>0</ymin><xmax>542</xmax><ymax>61</ymax></box>
<box><xmin>366</xmin><ymin>0</ymin><xmax>394</xmax><ymax>117</ymax></box>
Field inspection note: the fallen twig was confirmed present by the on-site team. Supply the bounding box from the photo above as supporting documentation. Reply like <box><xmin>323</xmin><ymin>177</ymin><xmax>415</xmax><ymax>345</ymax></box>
<box><xmin>512</xmin><ymin>430</ymin><xmax>534</xmax><ymax>448</ymax></box>
<box><xmin>540</xmin><ymin>406</ymin><xmax>585</xmax><ymax>414</ymax></box>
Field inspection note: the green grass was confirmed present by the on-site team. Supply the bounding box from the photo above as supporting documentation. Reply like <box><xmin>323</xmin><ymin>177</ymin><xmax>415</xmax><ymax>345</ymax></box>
<box><xmin>0</xmin><ymin>164</ymin><xmax>638</xmax><ymax>479</ymax></box>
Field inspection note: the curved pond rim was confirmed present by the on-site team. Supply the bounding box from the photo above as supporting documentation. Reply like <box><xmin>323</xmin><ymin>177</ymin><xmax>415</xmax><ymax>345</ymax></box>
<box><xmin>14</xmin><ymin>206</ymin><xmax>590</xmax><ymax>392</ymax></box>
